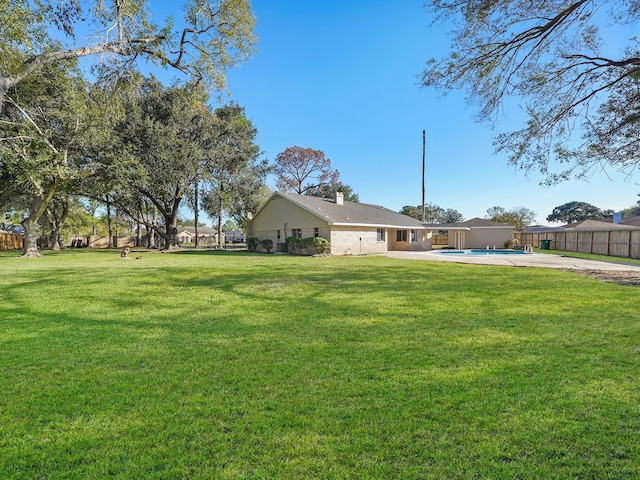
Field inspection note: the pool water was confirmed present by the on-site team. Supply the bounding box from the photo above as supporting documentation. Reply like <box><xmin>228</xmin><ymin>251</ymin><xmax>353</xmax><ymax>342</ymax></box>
<box><xmin>439</xmin><ymin>249</ymin><xmax>529</xmax><ymax>256</ymax></box>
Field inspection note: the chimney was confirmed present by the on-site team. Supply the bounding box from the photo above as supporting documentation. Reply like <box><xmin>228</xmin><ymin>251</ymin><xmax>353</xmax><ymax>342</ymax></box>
<box><xmin>613</xmin><ymin>212</ymin><xmax>622</xmax><ymax>224</ymax></box>
<box><xmin>246</xmin><ymin>212</ymin><xmax>253</xmax><ymax>237</ymax></box>
<box><xmin>335</xmin><ymin>191</ymin><xmax>344</xmax><ymax>205</ymax></box>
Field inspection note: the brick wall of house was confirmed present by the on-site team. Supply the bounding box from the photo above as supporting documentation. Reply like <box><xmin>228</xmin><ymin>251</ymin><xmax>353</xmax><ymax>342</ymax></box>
<box><xmin>330</xmin><ymin>227</ymin><xmax>387</xmax><ymax>256</ymax></box>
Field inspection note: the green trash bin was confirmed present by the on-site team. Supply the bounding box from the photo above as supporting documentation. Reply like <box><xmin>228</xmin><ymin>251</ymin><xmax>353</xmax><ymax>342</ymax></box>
<box><xmin>540</xmin><ymin>239</ymin><xmax>551</xmax><ymax>250</ymax></box>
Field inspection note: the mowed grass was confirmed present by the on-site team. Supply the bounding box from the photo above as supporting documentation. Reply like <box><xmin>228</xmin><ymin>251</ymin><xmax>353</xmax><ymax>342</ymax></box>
<box><xmin>1</xmin><ymin>249</ymin><xmax>639</xmax><ymax>479</ymax></box>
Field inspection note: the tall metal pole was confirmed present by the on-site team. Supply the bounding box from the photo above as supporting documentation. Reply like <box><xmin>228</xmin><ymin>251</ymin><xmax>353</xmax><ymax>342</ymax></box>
<box><xmin>421</xmin><ymin>130</ymin><xmax>426</xmax><ymax>223</ymax></box>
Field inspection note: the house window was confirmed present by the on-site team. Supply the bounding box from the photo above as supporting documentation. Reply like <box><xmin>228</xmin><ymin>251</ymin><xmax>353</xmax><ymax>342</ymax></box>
<box><xmin>314</xmin><ymin>227</ymin><xmax>319</xmax><ymax>237</ymax></box>
<box><xmin>396</xmin><ymin>230</ymin><xmax>408</xmax><ymax>242</ymax></box>
<box><xmin>411</xmin><ymin>229</ymin><xmax>417</xmax><ymax>242</ymax></box>
<box><xmin>377</xmin><ymin>228</ymin><xmax>385</xmax><ymax>242</ymax></box>
<box><xmin>277</xmin><ymin>230</ymin><xmax>281</xmax><ymax>240</ymax></box>
<box><xmin>293</xmin><ymin>228</ymin><xmax>302</xmax><ymax>239</ymax></box>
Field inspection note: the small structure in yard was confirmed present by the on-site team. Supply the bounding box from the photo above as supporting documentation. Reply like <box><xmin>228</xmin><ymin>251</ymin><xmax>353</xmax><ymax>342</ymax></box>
<box><xmin>248</xmin><ymin>191</ymin><xmax>430</xmax><ymax>255</ymax></box>
<box><xmin>424</xmin><ymin>218</ymin><xmax>515</xmax><ymax>250</ymax></box>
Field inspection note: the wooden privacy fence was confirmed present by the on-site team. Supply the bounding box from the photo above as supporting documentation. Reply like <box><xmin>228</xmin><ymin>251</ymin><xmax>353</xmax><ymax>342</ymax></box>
<box><xmin>432</xmin><ymin>234</ymin><xmax>448</xmax><ymax>245</ymax></box>
<box><xmin>0</xmin><ymin>233</ymin><xmax>24</xmax><ymax>251</ymax></box>
<box><xmin>515</xmin><ymin>229</ymin><xmax>640</xmax><ymax>259</ymax></box>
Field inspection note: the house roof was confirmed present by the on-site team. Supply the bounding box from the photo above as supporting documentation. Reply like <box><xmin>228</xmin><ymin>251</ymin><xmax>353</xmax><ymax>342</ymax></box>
<box><xmin>460</xmin><ymin>217</ymin><xmax>515</xmax><ymax>228</ymax></box>
<box><xmin>620</xmin><ymin>215</ymin><xmax>640</xmax><ymax>227</ymax></box>
<box><xmin>562</xmin><ymin>219</ymin><xmax>639</xmax><ymax>230</ymax></box>
<box><xmin>258</xmin><ymin>192</ymin><xmax>426</xmax><ymax>229</ymax></box>
<box><xmin>518</xmin><ymin>224</ymin><xmax>564</xmax><ymax>233</ymax></box>
<box><xmin>178</xmin><ymin>226</ymin><xmax>220</xmax><ymax>235</ymax></box>
<box><xmin>424</xmin><ymin>217</ymin><xmax>514</xmax><ymax>230</ymax></box>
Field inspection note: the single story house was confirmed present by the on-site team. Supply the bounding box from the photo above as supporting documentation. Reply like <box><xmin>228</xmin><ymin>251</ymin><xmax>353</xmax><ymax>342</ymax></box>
<box><xmin>425</xmin><ymin>218</ymin><xmax>515</xmax><ymax>249</ymax></box>
<box><xmin>561</xmin><ymin>219</ymin><xmax>639</xmax><ymax>230</ymax></box>
<box><xmin>177</xmin><ymin>226</ymin><xmax>224</xmax><ymax>245</ymax></box>
<box><xmin>248</xmin><ymin>191</ymin><xmax>430</xmax><ymax>255</ymax></box>
<box><xmin>620</xmin><ymin>215</ymin><xmax>640</xmax><ymax>227</ymax></box>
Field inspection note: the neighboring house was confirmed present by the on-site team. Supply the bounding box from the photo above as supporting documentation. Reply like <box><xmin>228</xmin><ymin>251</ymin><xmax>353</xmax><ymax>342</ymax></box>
<box><xmin>425</xmin><ymin>218</ymin><xmax>515</xmax><ymax>249</ymax></box>
<box><xmin>177</xmin><ymin>226</ymin><xmax>224</xmax><ymax>246</ymax></box>
<box><xmin>249</xmin><ymin>191</ymin><xmax>430</xmax><ymax>255</ymax></box>
<box><xmin>562</xmin><ymin>219</ymin><xmax>639</xmax><ymax>230</ymax></box>
<box><xmin>225</xmin><ymin>229</ymin><xmax>245</xmax><ymax>242</ymax></box>
<box><xmin>620</xmin><ymin>216</ymin><xmax>640</xmax><ymax>227</ymax></box>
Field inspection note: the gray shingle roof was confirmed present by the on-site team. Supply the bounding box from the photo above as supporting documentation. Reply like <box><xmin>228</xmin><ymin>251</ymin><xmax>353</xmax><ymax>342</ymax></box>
<box><xmin>460</xmin><ymin>217</ymin><xmax>514</xmax><ymax>228</ymax></box>
<box><xmin>272</xmin><ymin>192</ymin><xmax>425</xmax><ymax>228</ymax></box>
<box><xmin>178</xmin><ymin>226</ymin><xmax>219</xmax><ymax>235</ymax></box>
<box><xmin>424</xmin><ymin>217</ymin><xmax>514</xmax><ymax>230</ymax></box>
<box><xmin>563</xmin><ymin>220</ymin><xmax>640</xmax><ymax>230</ymax></box>
<box><xmin>620</xmin><ymin>216</ymin><xmax>640</xmax><ymax>227</ymax></box>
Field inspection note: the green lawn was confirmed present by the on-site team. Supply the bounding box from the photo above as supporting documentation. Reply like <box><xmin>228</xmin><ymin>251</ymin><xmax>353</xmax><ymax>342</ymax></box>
<box><xmin>1</xmin><ymin>249</ymin><xmax>639</xmax><ymax>478</ymax></box>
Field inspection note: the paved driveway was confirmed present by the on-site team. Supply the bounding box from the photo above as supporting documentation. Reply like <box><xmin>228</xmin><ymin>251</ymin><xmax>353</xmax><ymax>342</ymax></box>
<box><xmin>385</xmin><ymin>250</ymin><xmax>640</xmax><ymax>272</ymax></box>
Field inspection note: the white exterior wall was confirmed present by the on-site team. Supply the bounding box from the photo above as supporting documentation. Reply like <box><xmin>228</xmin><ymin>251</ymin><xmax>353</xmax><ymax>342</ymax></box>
<box><xmin>468</xmin><ymin>228</ymin><xmax>513</xmax><ymax>248</ymax></box>
<box><xmin>448</xmin><ymin>228</ymin><xmax>514</xmax><ymax>249</ymax></box>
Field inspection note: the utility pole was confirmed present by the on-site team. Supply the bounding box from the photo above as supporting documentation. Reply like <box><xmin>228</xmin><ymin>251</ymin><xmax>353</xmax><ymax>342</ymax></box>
<box><xmin>421</xmin><ymin>130</ymin><xmax>426</xmax><ymax>223</ymax></box>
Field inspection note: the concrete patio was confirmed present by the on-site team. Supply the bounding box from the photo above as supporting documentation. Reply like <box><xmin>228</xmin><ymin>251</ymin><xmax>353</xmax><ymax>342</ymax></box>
<box><xmin>385</xmin><ymin>250</ymin><xmax>640</xmax><ymax>272</ymax></box>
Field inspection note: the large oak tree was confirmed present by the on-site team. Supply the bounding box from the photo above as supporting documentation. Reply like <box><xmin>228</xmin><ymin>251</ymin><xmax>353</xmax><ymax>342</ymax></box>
<box><xmin>0</xmin><ymin>62</ymin><xmax>107</xmax><ymax>256</ymax></box>
<box><xmin>546</xmin><ymin>201</ymin><xmax>606</xmax><ymax>223</ymax></box>
<box><xmin>110</xmin><ymin>77</ymin><xmax>205</xmax><ymax>250</ymax></box>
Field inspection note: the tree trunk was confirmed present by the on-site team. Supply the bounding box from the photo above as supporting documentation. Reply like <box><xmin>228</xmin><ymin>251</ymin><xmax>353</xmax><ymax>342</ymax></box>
<box><xmin>106</xmin><ymin>196</ymin><xmax>113</xmax><ymax>248</ymax></box>
<box><xmin>22</xmin><ymin>216</ymin><xmax>41</xmax><ymax>257</ymax></box>
<box><xmin>194</xmin><ymin>183</ymin><xmax>199</xmax><ymax>249</ymax></box>
<box><xmin>20</xmin><ymin>189</ymin><xmax>57</xmax><ymax>258</ymax></box>
<box><xmin>148</xmin><ymin>207</ymin><xmax>157</xmax><ymax>248</ymax></box>
<box><xmin>148</xmin><ymin>226</ymin><xmax>155</xmax><ymax>248</ymax></box>
<box><xmin>162</xmin><ymin>201</ymin><xmax>181</xmax><ymax>252</ymax></box>
<box><xmin>136</xmin><ymin>221</ymin><xmax>142</xmax><ymax>247</ymax></box>
<box><xmin>217</xmin><ymin>183</ymin><xmax>224</xmax><ymax>249</ymax></box>
<box><xmin>47</xmin><ymin>198</ymin><xmax>69</xmax><ymax>251</ymax></box>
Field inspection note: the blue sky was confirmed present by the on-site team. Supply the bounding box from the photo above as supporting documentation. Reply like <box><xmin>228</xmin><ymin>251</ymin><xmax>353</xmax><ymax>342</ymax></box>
<box><xmin>166</xmin><ymin>1</ymin><xmax>640</xmax><ymax>224</ymax></box>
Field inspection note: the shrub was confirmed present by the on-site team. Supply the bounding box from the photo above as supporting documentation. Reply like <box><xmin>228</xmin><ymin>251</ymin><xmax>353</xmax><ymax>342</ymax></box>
<box><xmin>504</xmin><ymin>239</ymin><xmax>518</xmax><ymax>249</ymax></box>
<box><xmin>260</xmin><ymin>239</ymin><xmax>273</xmax><ymax>253</ymax></box>
<box><xmin>286</xmin><ymin>236</ymin><xmax>331</xmax><ymax>256</ymax></box>
<box><xmin>246</xmin><ymin>237</ymin><xmax>259</xmax><ymax>252</ymax></box>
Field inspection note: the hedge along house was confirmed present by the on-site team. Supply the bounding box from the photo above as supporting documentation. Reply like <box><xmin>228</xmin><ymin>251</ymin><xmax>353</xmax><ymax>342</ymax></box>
<box><xmin>424</xmin><ymin>218</ymin><xmax>515</xmax><ymax>249</ymax></box>
<box><xmin>248</xmin><ymin>191</ymin><xmax>430</xmax><ymax>255</ymax></box>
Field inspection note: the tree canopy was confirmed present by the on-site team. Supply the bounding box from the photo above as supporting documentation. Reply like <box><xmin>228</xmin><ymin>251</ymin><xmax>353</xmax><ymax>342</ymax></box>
<box><xmin>0</xmin><ymin>0</ymin><xmax>257</xmax><ymax>110</ymax></box>
<box><xmin>273</xmin><ymin>146</ymin><xmax>339</xmax><ymax>195</ymax></box>
<box><xmin>200</xmin><ymin>103</ymin><xmax>268</xmax><ymax>246</ymax></box>
<box><xmin>305</xmin><ymin>182</ymin><xmax>359</xmax><ymax>202</ymax></box>
<box><xmin>0</xmin><ymin>60</ymin><xmax>108</xmax><ymax>256</ymax></box>
<box><xmin>486</xmin><ymin>206</ymin><xmax>537</xmax><ymax>229</ymax></box>
<box><xmin>621</xmin><ymin>194</ymin><xmax>640</xmax><ymax>217</ymax></box>
<box><xmin>400</xmin><ymin>203</ymin><xmax>464</xmax><ymax>223</ymax></box>
<box><xmin>106</xmin><ymin>77</ymin><xmax>210</xmax><ymax>250</ymax></box>
<box><xmin>546</xmin><ymin>201</ymin><xmax>607</xmax><ymax>224</ymax></box>
<box><xmin>421</xmin><ymin>0</ymin><xmax>640</xmax><ymax>184</ymax></box>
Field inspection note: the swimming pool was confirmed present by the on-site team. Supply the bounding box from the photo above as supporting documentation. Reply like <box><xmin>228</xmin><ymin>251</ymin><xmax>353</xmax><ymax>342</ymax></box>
<box><xmin>438</xmin><ymin>249</ymin><xmax>530</xmax><ymax>256</ymax></box>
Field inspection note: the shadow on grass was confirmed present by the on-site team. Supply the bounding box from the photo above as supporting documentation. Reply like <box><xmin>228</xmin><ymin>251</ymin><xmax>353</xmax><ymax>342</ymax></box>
<box><xmin>3</xmin><ymin>250</ymin><xmax>640</xmax><ymax>478</ymax></box>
